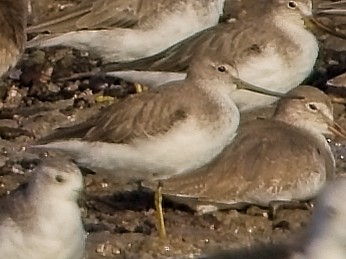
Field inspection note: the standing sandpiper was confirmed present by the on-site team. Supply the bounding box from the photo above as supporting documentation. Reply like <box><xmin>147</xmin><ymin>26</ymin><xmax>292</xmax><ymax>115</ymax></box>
<box><xmin>31</xmin><ymin>56</ymin><xmax>284</xmax><ymax>238</ymax></box>
<box><xmin>0</xmin><ymin>159</ymin><xmax>85</xmax><ymax>259</ymax></box>
<box><xmin>26</xmin><ymin>0</ymin><xmax>225</xmax><ymax>63</ymax></box>
<box><xmin>105</xmin><ymin>0</ymin><xmax>344</xmax><ymax>111</ymax></box>
<box><xmin>144</xmin><ymin>86</ymin><xmax>346</xmax><ymax>215</ymax></box>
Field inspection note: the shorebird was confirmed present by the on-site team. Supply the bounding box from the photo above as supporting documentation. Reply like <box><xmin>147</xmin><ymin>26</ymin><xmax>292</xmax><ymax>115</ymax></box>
<box><xmin>103</xmin><ymin>0</ymin><xmax>345</xmax><ymax>111</ymax></box>
<box><xmin>0</xmin><ymin>159</ymin><xmax>85</xmax><ymax>259</ymax></box>
<box><xmin>202</xmin><ymin>176</ymin><xmax>346</xmax><ymax>259</ymax></box>
<box><xmin>142</xmin><ymin>86</ymin><xmax>346</xmax><ymax>215</ymax></box>
<box><xmin>31</xmin><ymin>56</ymin><xmax>285</xmax><ymax>238</ymax></box>
<box><xmin>0</xmin><ymin>0</ymin><xmax>27</xmax><ymax>77</ymax></box>
<box><xmin>26</xmin><ymin>0</ymin><xmax>225</xmax><ymax>63</ymax></box>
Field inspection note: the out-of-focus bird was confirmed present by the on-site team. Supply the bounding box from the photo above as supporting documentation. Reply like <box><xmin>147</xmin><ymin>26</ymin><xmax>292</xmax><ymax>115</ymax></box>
<box><xmin>0</xmin><ymin>159</ymin><xmax>85</xmax><ymax>259</ymax></box>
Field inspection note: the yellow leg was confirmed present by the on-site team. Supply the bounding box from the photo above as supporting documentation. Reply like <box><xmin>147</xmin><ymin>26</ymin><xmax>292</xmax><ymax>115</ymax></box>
<box><xmin>134</xmin><ymin>82</ymin><xmax>149</xmax><ymax>93</ymax></box>
<box><xmin>155</xmin><ymin>181</ymin><xmax>167</xmax><ymax>239</ymax></box>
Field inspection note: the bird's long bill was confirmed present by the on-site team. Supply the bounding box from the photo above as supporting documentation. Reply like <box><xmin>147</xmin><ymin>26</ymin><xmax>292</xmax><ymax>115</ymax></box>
<box><xmin>233</xmin><ymin>78</ymin><xmax>287</xmax><ymax>98</ymax></box>
<box><xmin>328</xmin><ymin>121</ymin><xmax>346</xmax><ymax>139</ymax></box>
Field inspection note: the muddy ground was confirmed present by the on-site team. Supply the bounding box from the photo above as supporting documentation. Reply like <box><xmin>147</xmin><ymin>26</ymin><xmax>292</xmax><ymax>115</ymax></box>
<box><xmin>1</xmin><ymin>0</ymin><xmax>346</xmax><ymax>258</ymax></box>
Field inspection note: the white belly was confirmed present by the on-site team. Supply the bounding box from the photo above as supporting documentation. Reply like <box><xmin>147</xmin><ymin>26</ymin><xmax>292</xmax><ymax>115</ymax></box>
<box><xmin>39</xmin><ymin>117</ymin><xmax>238</xmax><ymax>182</ymax></box>
<box><xmin>0</xmin><ymin>205</ymin><xmax>85</xmax><ymax>259</ymax></box>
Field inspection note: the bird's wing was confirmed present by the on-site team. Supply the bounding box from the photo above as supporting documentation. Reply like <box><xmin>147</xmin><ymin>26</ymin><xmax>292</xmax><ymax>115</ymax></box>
<box><xmin>103</xmin><ymin>19</ymin><xmax>270</xmax><ymax>72</ymax></box>
<box><xmin>37</xmin><ymin>85</ymin><xmax>189</xmax><ymax>144</ymax></box>
<box><xmin>27</xmin><ymin>0</ymin><xmax>140</xmax><ymax>33</ymax></box>
<box><xmin>206</xmin><ymin>122</ymin><xmax>331</xmax><ymax>203</ymax></box>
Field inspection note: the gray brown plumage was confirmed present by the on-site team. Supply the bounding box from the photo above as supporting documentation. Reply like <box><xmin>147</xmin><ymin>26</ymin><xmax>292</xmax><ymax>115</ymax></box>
<box><xmin>102</xmin><ymin>0</ymin><xmax>322</xmax><ymax>111</ymax></box>
<box><xmin>33</xmin><ymin>56</ymin><xmax>265</xmax><ymax>241</ymax></box>
<box><xmin>101</xmin><ymin>0</ymin><xmax>346</xmax><ymax>112</ymax></box>
<box><xmin>33</xmin><ymin>57</ymin><xmax>281</xmax><ymax>183</ymax></box>
<box><xmin>103</xmin><ymin>0</ymin><xmax>328</xmax><ymax>72</ymax></box>
<box><xmin>0</xmin><ymin>0</ymin><xmax>27</xmax><ymax>77</ymax></box>
<box><xmin>104</xmin><ymin>2</ymin><xmax>314</xmax><ymax>72</ymax></box>
<box><xmin>26</xmin><ymin>0</ymin><xmax>260</xmax><ymax>33</ymax></box>
<box><xmin>28</xmin><ymin>0</ymin><xmax>141</xmax><ymax>33</ymax></box>
<box><xmin>142</xmin><ymin>86</ymin><xmax>343</xmax><ymax>213</ymax></box>
<box><xmin>26</xmin><ymin>0</ymin><xmax>280</xmax><ymax>34</ymax></box>
<box><xmin>26</xmin><ymin>0</ymin><xmax>225</xmax><ymax>63</ymax></box>
<box><xmin>38</xmin><ymin>78</ymin><xmax>220</xmax><ymax>145</ymax></box>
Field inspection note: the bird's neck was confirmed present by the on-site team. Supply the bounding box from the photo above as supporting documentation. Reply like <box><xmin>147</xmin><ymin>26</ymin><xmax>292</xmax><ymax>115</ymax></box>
<box><xmin>272</xmin><ymin>11</ymin><xmax>305</xmax><ymax>30</ymax></box>
<box><xmin>273</xmin><ymin>109</ymin><xmax>334</xmax><ymax>170</ymax></box>
<box><xmin>33</xmin><ymin>192</ymin><xmax>82</xmax><ymax>237</ymax></box>
<box><xmin>272</xmin><ymin>12</ymin><xmax>317</xmax><ymax>51</ymax></box>
<box><xmin>190</xmin><ymin>76</ymin><xmax>239</xmax><ymax>113</ymax></box>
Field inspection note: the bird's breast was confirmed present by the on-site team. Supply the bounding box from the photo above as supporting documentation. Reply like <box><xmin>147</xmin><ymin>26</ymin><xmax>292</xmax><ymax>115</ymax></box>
<box><xmin>233</xmin><ymin>27</ymin><xmax>318</xmax><ymax>111</ymax></box>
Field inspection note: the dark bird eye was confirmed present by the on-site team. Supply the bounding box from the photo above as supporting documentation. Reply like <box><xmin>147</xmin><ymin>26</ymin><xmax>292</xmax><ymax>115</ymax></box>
<box><xmin>308</xmin><ymin>103</ymin><xmax>318</xmax><ymax>111</ymax></box>
<box><xmin>288</xmin><ymin>1</ymin><xmax>297</xmax><ymax>8</ymax></box>
<box><xmin>217</xmin><ymin>66</ymin><xmax>227</xmax><ymax>72</ymax></box>
<box><xmin>55</xmin><ymin>175</ymin><xmax>64</xmax><ymax>183</ymax></box>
